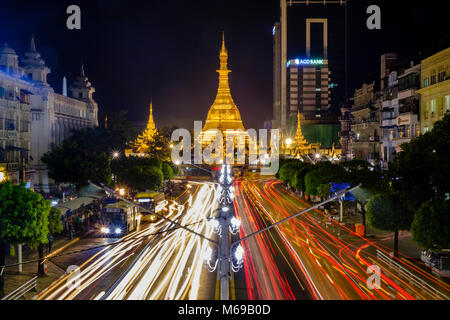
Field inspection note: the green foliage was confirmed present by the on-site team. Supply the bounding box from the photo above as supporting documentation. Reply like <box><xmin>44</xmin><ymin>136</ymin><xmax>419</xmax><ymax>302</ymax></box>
<box><xmin>48</xmin><ymin>207</ymin><xmax>63</xmax><ymax>235</ymax></box>
<box><xmin>317</xmin><ymin>183</ymin><xmax>331</xmax><ymax>200</ymax></box>
<box><xmin>390</xmin><ymin>113</ymin><xmax>450</xmax><ymax>209</ymax></box>
<box><xmin>162</xmin><ymin>162</ymin><xmax>174</xmax><ymax>180</ymax></box>
<box><xmin>304</xmin><ymin>162</ymin><xmax>348</xmax><ymax>196</ymax></box>
<box><xmin>278</xmin><ymin>161</ymin><xmax>313</xmax><ymax>190</ymax></box>
<box><xmin>41</xmin><ymin>127</ymin><xmax>112</xmax><ymax>188</ymax></box>
<box><xmin>366</xmin><ymin>192</ymin><xmax>413</xmax><ymax>232</ymax></box>
<box><xmin>112</xmin><ymin>156</ymin><xmax>163</xmax><ymax>191</ymax></box>
<box><xmin>102</xmin><ymin>110</ymin><xmax>138</xmax><ymax>152</ymax></box>
<box><xmin>0</xmin><ymin>181</ymin><xmax>50</xmax><ymax>248</ymax></box>
<box><xmin>411</xmin><ymin>200</ymin><xmax>450</xmax><ymax>251</ymax></box>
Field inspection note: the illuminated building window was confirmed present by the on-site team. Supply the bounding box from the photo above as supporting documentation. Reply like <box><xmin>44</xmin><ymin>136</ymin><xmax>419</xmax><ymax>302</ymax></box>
<box><xmin>445</xmin><ymin>95</ymin><xmax>450</xmax><ymax>112</ymax></box>
<box><xmin>424</xmin><ymin>78</ymin><xmax>429</xmax><ymax>87</ymax></box>
<box><xmin>431</xmin><ymin>99</ymin><xmax>437</xmax><ymax>114</ymax></box>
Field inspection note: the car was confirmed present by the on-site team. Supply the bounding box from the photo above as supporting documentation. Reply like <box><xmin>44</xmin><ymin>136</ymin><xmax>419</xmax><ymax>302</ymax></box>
<box><xmin>141</xmin><ymin>213</ymin><xmax>158</xmax><ymax>223</ymax></box>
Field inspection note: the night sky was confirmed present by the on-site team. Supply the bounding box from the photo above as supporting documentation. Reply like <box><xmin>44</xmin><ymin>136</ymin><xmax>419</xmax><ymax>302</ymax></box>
<box><xmin>0</xmin><ymin>0</ymin><xmax>448</xmax><ymax>130</ymax></box>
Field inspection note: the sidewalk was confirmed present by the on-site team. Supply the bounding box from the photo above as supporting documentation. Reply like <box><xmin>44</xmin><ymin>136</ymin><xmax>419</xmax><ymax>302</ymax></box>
<box><xmin>340</xmin><ymin>214</ymin><xmax>424</xmax><ymax>259</ymax></box>
<box><xmin>1</xmin><ymin>236</ymin><xmax>80</xmax><ymax>300</ymax></box>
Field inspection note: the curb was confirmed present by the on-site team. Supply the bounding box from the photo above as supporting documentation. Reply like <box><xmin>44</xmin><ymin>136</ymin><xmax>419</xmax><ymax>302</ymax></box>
<box><xmin>45</xmin><ymin>237</ymin><xmax>80</xmax><ymax>260</ymax></box>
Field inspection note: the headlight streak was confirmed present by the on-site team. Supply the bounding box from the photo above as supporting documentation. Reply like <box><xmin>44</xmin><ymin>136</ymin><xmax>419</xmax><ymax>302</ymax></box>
<box><xmin>38</xmin><ymin>182</ymin><xmax>219</xmax><ymax>300</ymax></box>
<box><xmin>104</xmin><ymin>182</ymin><xmax>220</xmax><ymax>300</ymax></box>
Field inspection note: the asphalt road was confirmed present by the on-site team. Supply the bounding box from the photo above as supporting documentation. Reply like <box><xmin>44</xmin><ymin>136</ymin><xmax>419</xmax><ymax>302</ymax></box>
<box><xmin>37</xmin><ymin>182</ymin><xmax>218</xmax><ymax>300</ymax></box>
<box><xmin>234</xmin><ymin>177</ymin><xmax>450</xmax><ymax>300</ymax></box>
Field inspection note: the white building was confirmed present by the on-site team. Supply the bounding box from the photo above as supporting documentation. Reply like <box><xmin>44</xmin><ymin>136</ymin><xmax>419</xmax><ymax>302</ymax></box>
<box><xmin>0</xmin><ymin>36</ymin><xmax>99</xmax><ymax>191</ymax></box>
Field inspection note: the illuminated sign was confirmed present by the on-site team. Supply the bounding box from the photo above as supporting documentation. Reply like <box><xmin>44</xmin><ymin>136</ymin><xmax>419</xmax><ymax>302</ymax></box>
<box><xmin>330</xmin><ymin>183</ymin><xmax>355</xmax><ymax>202</ymax></box>
<box><xmin>287</xmin><ymin>59</ymin><xmax>326</xmax><ymax>67</ymax></box>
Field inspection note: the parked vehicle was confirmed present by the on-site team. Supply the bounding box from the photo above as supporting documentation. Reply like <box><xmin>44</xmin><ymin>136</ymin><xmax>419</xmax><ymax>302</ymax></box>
<box><xmin>421</xmin><ymin>249</ymin><xmax>450</xmax><ymax>278</ymax></box>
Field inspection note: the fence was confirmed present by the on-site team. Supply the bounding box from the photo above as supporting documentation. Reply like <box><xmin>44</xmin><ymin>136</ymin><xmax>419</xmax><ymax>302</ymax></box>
<box><xmin>1</xmin><ymin>275</ymin><xmax>37</xmax><ymax>300</ymax></box>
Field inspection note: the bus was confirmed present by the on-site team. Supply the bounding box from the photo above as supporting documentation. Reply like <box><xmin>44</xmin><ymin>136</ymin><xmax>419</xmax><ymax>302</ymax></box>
<box><xmin>99</xmin><ymin>200</ymin><xmax>139</xmax><ymax>237</ymax></box>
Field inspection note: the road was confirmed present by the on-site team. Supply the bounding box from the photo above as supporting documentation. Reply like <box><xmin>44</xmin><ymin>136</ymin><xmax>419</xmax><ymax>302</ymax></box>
<box><xmin>233</xmin><ymin>179</ymin><xmax>311</xmax><ymax>300</ymax></box>
<box><xmin>38</xmin><ymin>182</ymin><xmax>219</xmax><ymax>300</ymax></box>
<box><xmin>233</xmin><ymin>177</ymin><xmax>450</xmax><ymax>300</ymax></box>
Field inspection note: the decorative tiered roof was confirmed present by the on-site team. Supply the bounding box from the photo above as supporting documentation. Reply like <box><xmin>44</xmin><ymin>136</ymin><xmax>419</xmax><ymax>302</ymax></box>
<box><xmin>131</xmin><ymin>100</ymin><xmax>158</xmax><ymax>153</ymax></box>
<box><xmin>202</xmin><ymin>33</ymin><xmax>245</xmax><ymax>132</ymax></box>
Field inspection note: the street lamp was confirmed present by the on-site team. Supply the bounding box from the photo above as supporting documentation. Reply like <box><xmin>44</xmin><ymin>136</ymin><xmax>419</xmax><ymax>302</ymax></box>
<box><xmin>285</xmin><ymin>138</ymin><xmax>293</xmax><ymax>147</ymax></box>
<box><xmin>112</xmin><ymin>151</ymin><xmax>120</xmax><ymax>159</ymax></box>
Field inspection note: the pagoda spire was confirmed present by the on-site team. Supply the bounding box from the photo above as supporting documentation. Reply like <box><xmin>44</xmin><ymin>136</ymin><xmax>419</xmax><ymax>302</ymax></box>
<box><xmin>147</xmin><ymin>99</ymin><xmax>156</xmax><ymax>131</ymax></box>
<box><xmin>30</xmin><ymin>34</ymin><xmax>36</xmax><ymax>52</ymax></box>
<box><xmin>294</xmin><ymin>111</ymin><xmax>308</xmax><ymax>146</ymax></box>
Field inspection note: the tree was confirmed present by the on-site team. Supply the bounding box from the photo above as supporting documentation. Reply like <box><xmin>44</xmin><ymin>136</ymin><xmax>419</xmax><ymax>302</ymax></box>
<box><xmin>317</xmin><ymin>184</ymin><xmax>331</xmax><ymax>201</ymax></box>
<box><xmin>411</xmin><ymin>200</ymin><xmax>450</xmax><ymax>251</ymax></box>
<box><xmin>112</xmin><ymin>157</ymin><xmax>164</xmax><ymax>191</ymax></box>
<box><xmin>48</xmin><ymin>207</ymin><xmax>63</xmax><ymax>235</ymax></box>
<box><xmin>0</xmin><ymin>181</ymin><xmax>51</xmax><ymax>293</ymax></box>
<box><xmin>102</xmin><ymin>111</ymin><xmax>138</xmax><ymax>152</ymax></box>
<box><xmin>304</xmin><ymin>162</ymin><xmax>347</xmax><ymax>197</ymax></box>
<box><xmin>162</xmin><ymin>162</ymin><xmax>174</xmax><ymax>180</ymax></box>
<box><xmin>41</xmin><ymin>128</ymin><xmax>112</xmax><ymax>188</ymax></box>
<box><xmin>341</xmin><ymin>160</ymin><xmax>388</xmax><ymax>232</ymax></box>
<box><xmin>291</xmin><ymin>163</ymin><xmax>313</xmax><ymax>193</ymax></box>
<box><xmin>390</xmin><ymin>113</ymin><xmax>450</xmax><ymax>210</ymax></box>
<box><xmin>366</xmin><ymin>192</ymin><xmax>414</xmax><ymax>257</ymax></box>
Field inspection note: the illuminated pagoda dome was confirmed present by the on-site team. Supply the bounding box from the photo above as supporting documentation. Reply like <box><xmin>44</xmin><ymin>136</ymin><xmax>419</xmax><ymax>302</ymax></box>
<box><xmin>202</xmin><ymin>33</ymin><xmax>246</xmax><ymax>144</ymax></box>
<box><xmin>126</xmin><ymin>100</ymin><xmax>159</xmax><ymax>156</ymax></box>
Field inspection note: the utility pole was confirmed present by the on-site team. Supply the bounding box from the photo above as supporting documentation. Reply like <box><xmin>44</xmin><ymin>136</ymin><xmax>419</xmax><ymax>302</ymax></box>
<box><xmin>217</xmin><ymin>164</ymin><xmax>233</xmax><ymax>300</ymax></box>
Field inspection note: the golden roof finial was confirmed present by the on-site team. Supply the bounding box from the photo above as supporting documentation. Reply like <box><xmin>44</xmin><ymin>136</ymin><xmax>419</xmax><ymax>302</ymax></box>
<box><xmin>219</xmin><ymin>32</ymin><xmax>228</xmax><ymax>70</ymax></box>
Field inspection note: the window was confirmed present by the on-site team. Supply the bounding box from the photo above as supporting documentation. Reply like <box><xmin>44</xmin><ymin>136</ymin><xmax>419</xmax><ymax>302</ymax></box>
<box><xmin>78</xmin><ymin>92</ymin><xmax>83</xmax><ymax>99</ymax></box>
<box><xmin>20</xmin><ymin>120</ymin><xmax>30</xmax><ymax>132</ymax></box>
<box><xmin>424</xmin><ymin>78</ymin><xmax>429</xmax><ymax>87</ymax></box>
<box><xmin>431</xmin><ymin>99</ymin><xmax>437</xmax><ymax>114</ymax></box>
<box><xmin>5</xmin><ymin>118</ymin><xmax>16</xmax><ymax>131</ymax></box>
<box><xmin>439</xmin><ymin>70</ymin><xmax>446</xmax><ymax>82</ymax></box>
<box><xmin>424</xmin><ymin>127</ymin><xmax>429</xmax><ymax>134</ymax></box>
<box><xmin>444</xmin><ymin>95</ymin><xmax>450</xmax><ymax>112</ymax></box>
<box><xmin>0</xmin><ymin>86</ymin><xmax>4</xmax><ymax>99</ymax></box>
<box><xmin>431</xmin><ymin>72</ymin><xmax>436</xmax><ymax>85</ymax></box>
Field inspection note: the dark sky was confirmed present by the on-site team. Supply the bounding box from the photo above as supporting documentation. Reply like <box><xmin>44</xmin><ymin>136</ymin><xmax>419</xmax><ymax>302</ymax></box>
<box><xmin>0</xmin><ymin>0</ymin><xmax>448</xmax><ymax>130</ymax></box>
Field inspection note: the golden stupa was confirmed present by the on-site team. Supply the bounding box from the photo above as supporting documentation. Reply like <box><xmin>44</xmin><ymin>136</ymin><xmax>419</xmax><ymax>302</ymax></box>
<box><xmin>202</xmin><ymin>33</ymin><xmax>246</xmax><ymax>139</ymax></box>
<box><xmin>286</xmin><ymin>112</ymin><xmax>320</xmax><ymax>157</ymax></box>
<box><xmin>126</xmin><ymin>100</ymin><xmax>159</xmax><ymax>156</ymax></box>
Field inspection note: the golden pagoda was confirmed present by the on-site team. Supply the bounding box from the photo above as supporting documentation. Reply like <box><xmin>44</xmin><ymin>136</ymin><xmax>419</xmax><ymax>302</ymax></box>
<box><xmin>126</xmin><ymin>101</ymin><xmax>159</xmax><ymax>156</ymax></box>
<box><xmin>202</xmin><ymin>33</ymin><xmax>246</xmax><ymax>143</ymax></box>
<box><xmin>286</xmin><ymin>112</ymin><xmax>320</xmax><ymax>157</ymax></box>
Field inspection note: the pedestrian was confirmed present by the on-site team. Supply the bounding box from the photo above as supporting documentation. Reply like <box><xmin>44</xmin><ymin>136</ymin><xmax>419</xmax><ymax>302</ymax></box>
<box><xmin>47</xmin><ymin>234</ymin><xmax>54</xmax><ymax>253</ymax></box>
<box><xmin>68</xmin><ymin>222</ymin><xmax>73</xmax><ymax>240</ymax></box>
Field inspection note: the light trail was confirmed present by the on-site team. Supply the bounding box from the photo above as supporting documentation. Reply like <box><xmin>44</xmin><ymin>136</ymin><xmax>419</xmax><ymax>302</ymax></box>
<box><xmin>104</xmin><ymin>182</ymin><xmax>219</xmax><ymax>300</ymax></box>
<box><xmin>235</xmin><ymin>178</ymin><xmax>450</xmax><ymax>300</ymax></box>
<box><xmin>38</xmin><ymin>182</ymin><xmax>219</xmax><ymax>300</ymax></box>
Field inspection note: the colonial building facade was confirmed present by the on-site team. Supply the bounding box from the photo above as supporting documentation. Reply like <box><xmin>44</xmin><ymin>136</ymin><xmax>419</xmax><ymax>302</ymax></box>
<box><xmin>0</xmin><ymin>37</ymin><xmax>99</xmax><ymax>191</ymax></box>
<box><xmin>417</xmin><ymin>47</ymin><xmax>450</xmax><ymax>134</ymax></box>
